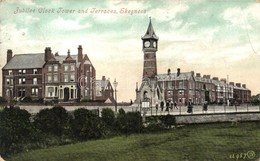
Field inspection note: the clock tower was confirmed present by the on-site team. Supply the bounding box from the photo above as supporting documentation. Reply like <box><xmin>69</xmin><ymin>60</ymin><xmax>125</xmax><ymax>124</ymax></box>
<box><xmin>142</xmin><ymin>17</ymin><xmax>158</xmax><ymax>79</ymax></box>
<box><xmin>135</xmin><ymin>17</ymin><xmax>161</xmax><ymax>106</ymax></box>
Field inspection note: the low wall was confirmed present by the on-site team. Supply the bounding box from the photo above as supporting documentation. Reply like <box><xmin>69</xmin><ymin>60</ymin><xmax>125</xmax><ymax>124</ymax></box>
<box><xmin>175</xmin><ymin>112</ymin><xmax>260</xmax><ymax>124</ymax></box>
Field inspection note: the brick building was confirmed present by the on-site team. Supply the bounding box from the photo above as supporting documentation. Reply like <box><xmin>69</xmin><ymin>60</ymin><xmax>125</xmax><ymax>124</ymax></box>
<box><xmin>136</xmin><ymin>18</ymin><xmax>251</xmax><ymax>106</ymax></box>
<box><xmin>2</xmin><ymin>45</ymin><xmax>113</xmax><ymax>103</ymax></box>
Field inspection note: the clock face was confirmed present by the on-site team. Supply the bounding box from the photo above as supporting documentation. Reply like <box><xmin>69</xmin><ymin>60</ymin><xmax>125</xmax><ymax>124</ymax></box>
<box><xmin>144</xmin><ymin>41</ymin><xmax>150</xmax><ymax>48</ymax></box>
<box><xmin>153</xmin><ymin>41</ymin><xmax>157</xmax><ymax>47</ymax></box>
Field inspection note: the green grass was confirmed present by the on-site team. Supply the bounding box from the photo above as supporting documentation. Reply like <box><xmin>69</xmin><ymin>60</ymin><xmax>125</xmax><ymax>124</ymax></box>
<box><xmin>6</xmin><ymin>122</ymin><xmax>260</xmax><ymax>161</ymax></box>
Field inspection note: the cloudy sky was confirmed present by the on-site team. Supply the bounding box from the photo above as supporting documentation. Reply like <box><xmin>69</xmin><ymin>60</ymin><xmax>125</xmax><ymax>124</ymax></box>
<box><xmin>0</xmin><ymin>0</ymin><xmax>259</xmax><ymax>102</ymax></box>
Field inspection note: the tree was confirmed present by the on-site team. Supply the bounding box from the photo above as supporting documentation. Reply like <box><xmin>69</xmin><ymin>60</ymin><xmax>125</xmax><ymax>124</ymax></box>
<box><xmin>0</xmin><ymin>106</ymin><xmax>32</xmax><ymax>156</ymax></box>
<box><xmin>250</xmin><ymin>94</ymin><xmax>260</xmax><ymax>105</ymax></box>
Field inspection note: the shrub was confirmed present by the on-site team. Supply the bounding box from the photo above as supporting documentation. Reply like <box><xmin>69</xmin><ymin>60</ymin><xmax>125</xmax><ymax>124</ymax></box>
<box><xmin>0</xmin><ymin>106</ymin><xmax>32</xmax><ymax>156</ymax></box>
<box><xmin>71</xmin><ymin>108</ymin><xmax>105</xmax><ymax>140</ymax></box>
<box><xmin>0</xmin><ymin>97</ymin><xmax>7</xmax><ymax>104</ymax></box>
<box><xmin>34</xmin><ymin>106</ymin><xmax>70</xmax><ymax>137</ymax></box>
<box><xmin>21</xmin><ymin>96</ymin><xmax>33</xmax><ymax>103</ymax></box>
<box><xmin>101</xmin><ymin>108</ymin><xmax>115</xmax><ymax>128</ymax></box>
<box><xmin>159</xmin><ymin>115</ymin><xmax>176</xmax><ymax>128</ymax></box>
<box><xmin>115</xmin><ymin>109</ymin><xmax>142</xmax><ymax>134</ymax></box>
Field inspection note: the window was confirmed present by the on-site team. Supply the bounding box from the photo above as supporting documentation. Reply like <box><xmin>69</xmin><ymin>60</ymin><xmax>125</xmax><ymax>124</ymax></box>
<box><xmin>64</xmin><ymin>65</ymin><xmax>69</xmax><ymax>71</ymax></box>
<box><xmin>33</xmin><ymin>69</ymin><xmax>37</xmax><ymax>74</ymax></box>
<box><xmin>18</xmin><ymin>70</ymin><xmax>22</xmax><ymax>74</ymax></box>
<box><xmin>70</xmin><ymin>74</ymin><xmax>75</xmax><ymax>82</ymax></box>
<box><xmin>47</xmin><ymin>87</ymin><xmax>54</xmax><ymax>97</ymax></box>
<box><xmin>179</xmin><ymin>82</ymin><xmax>183</xmax><ymax>89</ymax></box>
<box><xmin>32</xmin><ymin>88</ymin><xmax>38</xmax><ymax>96</ymax></box>
<box><xmin>8</xmin><ymin>70</ymin><xmax>12</xmax><ymax>75</ymax></box>
<box><xmin>33</xmin><ymin>78</ymin><xmax>37</xmax><ymax>85</ymax></box>
<box><xmin>70</xmin><ymin>64</ymin><xmax>75</xmax><ymax>71</ymax></box>
<box><xmin>19</xmin><ymin>78</ymin><xmax>22</xmax><ymax>84</ymax></box>
<box><xmin>167</xmin><ymin>81</ymin><xmax>172</xmax><ymax>89</ymax></box>
<box><xmin>48</xmin><ymin>66</ymin><xmax>52</xmax><ymax>72</ymax></box>
<box><xmin>53</xmin><ymin>75</ymin><xmax>58</xmax><ymax>82</ymax></box>
<box><xmin>64</xmin><ymin>75</ymin><xmax>69</xmax><ymax>82</ymax></box>
<box><xmin>18</xmin><ymin>88</ymin><xmax>26</xmax><ymax>97</ymax></box>
<box><xmin>55</xmin><ymin>87</ymin><xmax>58</xmax><ymax>97</ymax></box>
<box><xmin>23</xmin><ymin>69</ymin><xmax>26</xmax><ymax>74</ymax></box>
<box><xmin>6</xmin><ymin>78</ymin><xmax>10</xmax><ymax>85</ymax></box>
<box><xmin>22</xmin><ymin>78</ymin><xmax>26</xmax><ymax>84</ymax></box>
<box><xmin>6</xmin><ymin>89</ymin><xmax>10</xmax><ymax>97</ymax></box>
<box><xmin>54</xmin><ymin>65</ymin><xmax>58</xmax><ymax>72</ymax></box>
<box><xmin>179</xmin><ymin>90</ymin><xmax>184</xmax><ymax>96</ymax></box>
<box><xmin>10</xmin><ymin>79</ymin><xmax>13</xmax><ymax>85</ymax></box>
<box><xmin>71</xmin><ymin>89</ymin><xmax>74</xmax><ymax>98</ymax></box>
<box><xmin>47</xmin><ymin>75</ymin><xmax>52</xmax><ymax>83</ymax></box>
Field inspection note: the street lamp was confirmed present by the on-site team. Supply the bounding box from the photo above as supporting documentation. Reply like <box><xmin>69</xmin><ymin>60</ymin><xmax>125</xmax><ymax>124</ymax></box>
<box><xmin>113</xmin><ymin>79</ymin><xmax>118</xmax><ymax>112</ymax></box>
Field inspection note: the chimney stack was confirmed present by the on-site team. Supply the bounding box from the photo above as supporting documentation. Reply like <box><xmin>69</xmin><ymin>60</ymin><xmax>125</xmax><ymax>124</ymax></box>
<box><xmin>220</xmin><ymin>78</ymin><xmax>226</xmax><ymax>83</ymax></box>
<box><xmin>235</xmin><ymin>83</ymin><xmax>241</xmax><ymax>87</ymax></box>
<box><xmin>7</xmin><ymin>49</ymin><xmax>13</xmax><ymax>63</ymax></box>
<box><xmin>177</xmin><ymin>68</ymin><xmax>180</xmax><ymax>76</ymax></box>
<box><xmin>196</xmin><ymin>73</ymin><xmax>201</xmax><ymax>77</ymax></box>
<box><xmin>242</xmin><ymin>84</ymin><xmax>246</xmax><ymax>88</ymax></box>
<box><xmin>44</xmin><ymin>47</ymin><xmax>52</xmax><ymax>62</ymax></box>
<box><xmin>102</xmin><ymin>76</ymin><xmax>106</xmax><ymax>80</ymax></box>
<box><xmin>78</xmin><ymin>45</ymin><xmax>83</xmax><ymax>62</ymax></box>
<box><xmin>229</xmin><ymin>82</ymin><xmax>234</xmax><ymax>86</ymax></box>
<box><xmin>213</xmin><ymin>77</ymin><xmax>219</xmax><ymax>81</ymax></box>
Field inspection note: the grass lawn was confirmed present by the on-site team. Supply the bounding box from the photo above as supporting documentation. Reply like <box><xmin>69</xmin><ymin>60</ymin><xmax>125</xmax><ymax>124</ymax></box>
<box><xmin>6</xmin><ymin>121</ymin><xmax>259</xmax><ymax>161</ymax></box>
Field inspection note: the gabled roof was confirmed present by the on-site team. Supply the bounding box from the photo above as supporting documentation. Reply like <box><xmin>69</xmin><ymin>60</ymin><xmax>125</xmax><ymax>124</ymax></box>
<box><xmin>195</xmin><ymin>76</ymin><xmax>212</xmax><ymax>83</ymax></box>
<box><xmin>142</xmin><ymin>17</ymin><xmax>158</xmax><ymax>40</ymax></box>
<box><xmin>96</xmin><ymin>79</ymin><xmax>109</xmax><ymax>89</ymax></box>
<box><xmin>2</xmin><ymin>53</ymin><xmax>45</xmax><ymax>70</ymax></box>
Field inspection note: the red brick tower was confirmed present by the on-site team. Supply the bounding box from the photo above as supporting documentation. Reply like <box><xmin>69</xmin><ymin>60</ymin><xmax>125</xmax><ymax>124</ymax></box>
<box><xmin>142</xmin><ymin>17</ymin><xmax>158</xmax><ymax>80</ymax></box>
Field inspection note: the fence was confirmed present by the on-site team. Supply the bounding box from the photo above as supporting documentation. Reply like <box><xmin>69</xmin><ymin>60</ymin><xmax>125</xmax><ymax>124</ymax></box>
<box><xmin>130</xmin><ymin>104</ymin><xmax>260</xmax><ymax>116</ymax></box>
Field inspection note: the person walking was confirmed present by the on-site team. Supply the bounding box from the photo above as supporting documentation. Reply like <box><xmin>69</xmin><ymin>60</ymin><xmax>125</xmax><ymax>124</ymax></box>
<box><xmin>187</xmin><ymin>101</ymin><xmax>193</xmax><ymax>114</ymax></box>
<box><xmin>203</xmin><ymin>101</ymin><xmax>208</xmax><ymax>113</ymax></box>
<box><xmin>155</xmin><ymin>102</ymin><xmax>158</xmax><ymax>115</ymax></box>
<box><xmin>170</xmin><ymin>100</ymin><xmax>174</xmax><ymax>111</ymax></box>
<box><xmin>174</xmin><ymin>101</ymin><xmax>178</xmax><ymax>109</ymax></box>
<box><xmin>160</xmin><ymin>101</ymin><xmax>164</xmax><ymax>112</ymax></box>
<box><xmin>166</xmin><ymin>100</ymin><xmax>170</xmax><ymax>112</ymax></box>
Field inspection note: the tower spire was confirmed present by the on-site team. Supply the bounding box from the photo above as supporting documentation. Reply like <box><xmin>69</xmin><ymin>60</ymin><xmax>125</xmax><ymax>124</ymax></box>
<box><xmin>142</xmin><ymin>17</ymin><xmax>158</xmax><ymax>40</ymax></box>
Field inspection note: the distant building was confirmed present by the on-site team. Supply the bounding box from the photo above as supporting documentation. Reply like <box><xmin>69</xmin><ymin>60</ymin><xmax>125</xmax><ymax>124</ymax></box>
<box><xmin>135</xmin><ymin>18</ymin><xmax>251</xmax><ymax>106</ymax></box>
<box><xmin>2</xmin><ymin>45</ymin><xmax>112</xmax><ymax>103</ymax></box>
<box><xmin>95</xmin><ymin>76</ymin><xmax>114</xmax><ymax>103</ymax></box>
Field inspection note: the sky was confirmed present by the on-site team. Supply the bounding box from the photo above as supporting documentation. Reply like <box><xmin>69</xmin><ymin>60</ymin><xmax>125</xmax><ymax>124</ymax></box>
<box><xmin>0</xmin><ymin>0</ymin><xmax>260</xmax><ymax>102</ymax></box>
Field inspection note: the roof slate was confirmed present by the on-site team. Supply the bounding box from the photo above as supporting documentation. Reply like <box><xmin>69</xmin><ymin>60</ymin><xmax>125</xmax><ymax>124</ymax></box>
<box><xmin>3</xmin><ymin>53</ymin><xmax>45</xmax><ymax>70</ymax></box>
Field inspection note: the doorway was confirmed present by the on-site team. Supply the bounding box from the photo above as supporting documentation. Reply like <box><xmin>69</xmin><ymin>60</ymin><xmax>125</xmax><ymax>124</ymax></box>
<box><xmin>64</xmin><ymin>87</ymin><xmax>69</xmax><ymax>102</ymax></box>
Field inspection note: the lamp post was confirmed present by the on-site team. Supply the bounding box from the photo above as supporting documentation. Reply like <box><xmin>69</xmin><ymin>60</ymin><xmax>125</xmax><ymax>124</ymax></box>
<box><xmin>113</xmin><ymin>79</ymin><xmax>118</xmax><ymax>112</ymax></box>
